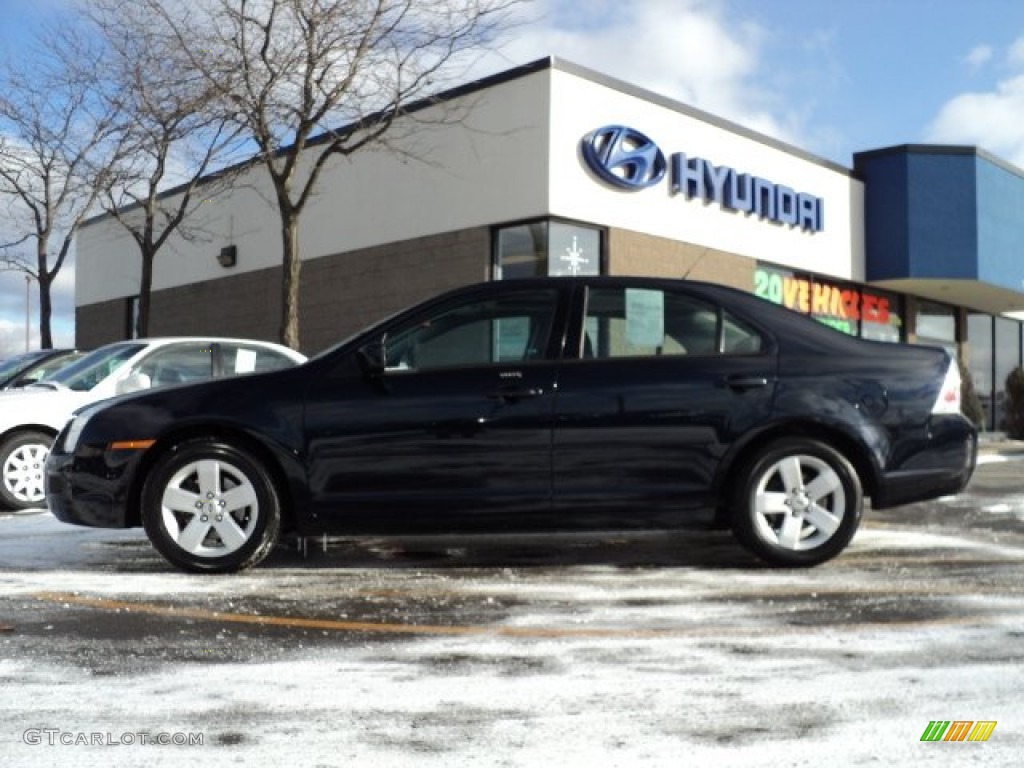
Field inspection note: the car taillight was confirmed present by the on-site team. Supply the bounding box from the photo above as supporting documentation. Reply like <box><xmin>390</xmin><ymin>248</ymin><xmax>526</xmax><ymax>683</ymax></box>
<box><xmin>931</xmin><ymin>359</ymin><xmax>962</xmax><ymax>415</ymax></box>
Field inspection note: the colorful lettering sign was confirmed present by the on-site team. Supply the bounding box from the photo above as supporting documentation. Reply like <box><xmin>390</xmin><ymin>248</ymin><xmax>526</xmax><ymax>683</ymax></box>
<box><xmin>754</xmin><ymin>267</ymin><xmax>893</xmax><ymax>336</ymax></box>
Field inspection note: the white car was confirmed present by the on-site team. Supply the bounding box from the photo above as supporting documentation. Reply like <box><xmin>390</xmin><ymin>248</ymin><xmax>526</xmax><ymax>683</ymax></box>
<box><xmin>0</xmin><ymin>337</ymin><xmax>306</xmax><ymax>509</ymax></box>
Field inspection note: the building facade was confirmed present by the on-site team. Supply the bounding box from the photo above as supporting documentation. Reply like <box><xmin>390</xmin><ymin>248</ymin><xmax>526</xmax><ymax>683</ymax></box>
<box><xmin>76</xmin><ymin>58</ymin><xmax>1024</xmax><ymax>430</ymax></box>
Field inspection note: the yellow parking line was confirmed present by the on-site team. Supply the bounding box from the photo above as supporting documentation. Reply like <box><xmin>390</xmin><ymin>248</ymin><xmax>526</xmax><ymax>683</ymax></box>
<box><xmin>32</xmin><ymin>591</ymin><xmax>669</xmax><ymax>640</ymax></box>
<box><xmin>31</xmin><ymin>590</ymin><xmax>1019</xmax><ymax>640</ymax></box>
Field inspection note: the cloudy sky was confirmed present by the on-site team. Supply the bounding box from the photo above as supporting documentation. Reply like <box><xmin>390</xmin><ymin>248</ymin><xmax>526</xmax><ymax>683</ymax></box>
<box><xmin>2</xmin><ymin>0</ymin><xmax>1024</xmax><ymax>354</ymax></box>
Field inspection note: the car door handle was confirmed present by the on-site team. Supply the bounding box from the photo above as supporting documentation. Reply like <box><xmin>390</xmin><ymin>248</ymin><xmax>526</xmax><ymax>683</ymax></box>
<box><xmin>724</xmin><ymin>375</ymin><xmax>769</xmax><ymax>391</ymax></box>
<box><xmin>488</xmin><ymin>387</ymin><xmax>544</xmax><ymax>402</ymax></box>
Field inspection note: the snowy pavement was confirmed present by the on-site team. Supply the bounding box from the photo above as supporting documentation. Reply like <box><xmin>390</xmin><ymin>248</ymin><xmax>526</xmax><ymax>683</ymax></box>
<box><xmin>1</xmin><ymin>457</ymin><xmax>1023</xmax><ymax>766</ymax></box>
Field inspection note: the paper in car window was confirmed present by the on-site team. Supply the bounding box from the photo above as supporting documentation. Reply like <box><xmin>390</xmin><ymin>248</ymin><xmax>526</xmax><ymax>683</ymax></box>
<box><xmin>234</xmin><ymin>349</ymin><xmax>257</xmax><ymax>374</ymax></box>
<box><xmin>495</xmin><ymin>317</ymin><xmax>530</xmax><ymax>361</ymax></box>
<box><xmin>626</xmin><ymin>289</ymin><xmax>665</xmax><ymax>347</ymax></box>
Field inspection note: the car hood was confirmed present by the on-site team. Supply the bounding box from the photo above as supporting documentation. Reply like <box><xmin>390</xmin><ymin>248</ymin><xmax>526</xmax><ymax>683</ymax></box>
<box><xmin>0</xmin><ymin>387</ymin><xmax>95</xmax><ymax>432</ymax></box>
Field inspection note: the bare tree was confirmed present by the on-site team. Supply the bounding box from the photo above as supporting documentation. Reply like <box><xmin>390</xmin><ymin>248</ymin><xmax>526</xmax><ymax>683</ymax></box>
<box><xmin>149</xmin><ymin>0</ymin><xmax>526</xmax><ymax>349</ymax></box>
<box><xmin>83</xmin><ymin>0</ymin><xmax>249</xmax><ymax>338</ymax></box>
<box><xmin>0</xmin><ymin>29</ymin><xmax>122</xmax><ymax>349</ymax></box>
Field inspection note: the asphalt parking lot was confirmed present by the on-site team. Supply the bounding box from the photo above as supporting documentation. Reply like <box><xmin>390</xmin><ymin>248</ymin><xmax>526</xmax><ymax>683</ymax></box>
<box><xmin>1</xmin><ymin>447</ymin><xmax>1022</xmax><ymax>767</ymax></box>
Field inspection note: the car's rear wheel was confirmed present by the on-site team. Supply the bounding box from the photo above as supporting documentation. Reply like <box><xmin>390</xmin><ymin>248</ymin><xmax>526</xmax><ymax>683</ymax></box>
<box><xmin>731</xmin><ymin>438</ymin><xmax>862</xmax><ymax>567</ymax></box>
<box><xmin>0</xmin><ymin>431</ymin><xmax>53</xmax><ymax>510</ymax></box>
<box><xmin>141</xmin><ymin>438</ymin><xmax>281</xmax><ymax>573</ymax></box>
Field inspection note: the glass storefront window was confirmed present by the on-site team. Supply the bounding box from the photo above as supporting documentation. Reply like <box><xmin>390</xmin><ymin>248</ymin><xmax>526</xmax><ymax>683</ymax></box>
<box><xmin>994</xmin><ymin>317</ymin><xmax>1020</xmax><ymax>432</ymax></box>
<box><xmin>753</xmin><ymin>263</ymin><xmax>903</xmax><ymax>341</ymax></box>
<box><xmin>125</xmin><ymin>296</ymin><xmax>140</xmax><ymax>339</ymax></box>
<box><xmin>915</xmin><ymin>300</ymin><xmax>956</xmax><ymax>355</ymax></box>
<box><xmin>860</xmin><ymin>289</ymin><xmax>902</xmax><ymax>343</ymax></box>
<box><xmin>494</xmin><ymin>220</ymin><xmax>602</xmax><ymax>279</ymax></box>
<box><xmin>494</xmin><ymin>222</ymin><xmax>547</xmax><ymax>279</ymax></box>
<box><xmin>968</xmin><ymin>313</ymin><xmax>994</xmax><ymax>431</ymax></box>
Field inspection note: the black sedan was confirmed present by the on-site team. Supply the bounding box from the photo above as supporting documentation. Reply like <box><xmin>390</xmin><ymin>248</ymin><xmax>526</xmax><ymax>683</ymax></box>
<box><xmin>46</xmin><ymin>277</ymin><xmax>977</xmax><ymax>572</ymax></box>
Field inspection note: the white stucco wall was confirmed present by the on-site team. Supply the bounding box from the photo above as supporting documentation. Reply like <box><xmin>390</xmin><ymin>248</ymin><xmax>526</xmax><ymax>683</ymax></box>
<box><xmin>76</xmin><ymin>59</ymin><xmax>866</xmax><ymax>310</ymax></box>
<box><xmin>76</xmin><ymin>68</ymin><xmax>554</xmax><ymax>307</ymax></box>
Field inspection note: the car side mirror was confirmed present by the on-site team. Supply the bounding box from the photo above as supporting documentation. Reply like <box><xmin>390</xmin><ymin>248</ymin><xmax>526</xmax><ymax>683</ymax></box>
<box><xmin>356</xmin><ymin>337</ymin><xmax>387</xmax><ymax>377</ymax></box>
<box><xmin>116</xmin><ymin>372</ymin><xmax>152</xmax><ymax>395</ymax></box>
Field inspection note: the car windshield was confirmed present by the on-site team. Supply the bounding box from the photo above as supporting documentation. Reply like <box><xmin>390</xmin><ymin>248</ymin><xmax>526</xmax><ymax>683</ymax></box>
<box><xmin>46</xmin><ymin>343</ymin><xmax>146</xmax><ymax>392</ymax></box>
<box><xmin>0</xmin><ymin>351</ymin><xmax>48</xmax><ymax>380</ymax></box>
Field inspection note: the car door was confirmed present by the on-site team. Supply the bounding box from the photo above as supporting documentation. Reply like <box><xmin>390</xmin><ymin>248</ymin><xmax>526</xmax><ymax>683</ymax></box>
<box><xmin>303</xmin><ymin>284</ymin><xmax>567</xmax><ymax>533</ymax></box>
<box><xmin>552</xmin><ymin>282</ymin><xmax>777</xmax><ymax>528</ymax></box>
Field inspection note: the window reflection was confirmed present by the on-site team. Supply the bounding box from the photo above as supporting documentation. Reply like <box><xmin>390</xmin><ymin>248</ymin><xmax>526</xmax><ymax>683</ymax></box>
<box><xmin>994</xmin><ymin>317</ymin><xmax>1020</xmax><ymax>432</ymax></box>
<box><xmin>915</xmin><ymin>299</ymin><xmax>956</xmax><ymax>355</ymax></box>
<box><xmin>494</xmin><ymin>220</ymin><xmax>602</xmax><ymax>279</ymax></box>
<box><xmin>968</xmin><ymin>313</ymin><xmax>993</xmax><ymax>431</ymax></box>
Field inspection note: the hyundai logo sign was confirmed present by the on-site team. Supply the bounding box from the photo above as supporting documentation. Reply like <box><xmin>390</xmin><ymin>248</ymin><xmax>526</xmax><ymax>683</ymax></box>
<box><xmin>580</xmin><ymin>125</ymin><xmax>824</xmax><ymax>233</ymax></box>
<box><xmin>581</xmin><ymin>125</ymin><xmax>667</xmax><ymax>190</ymax></box>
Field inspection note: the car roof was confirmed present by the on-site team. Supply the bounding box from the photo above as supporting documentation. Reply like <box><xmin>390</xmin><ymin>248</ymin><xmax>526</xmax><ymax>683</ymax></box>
<box><xmin>98</xmin><ymin>337</ymin><xmax>307</xmax><ymax>361</ymax></box>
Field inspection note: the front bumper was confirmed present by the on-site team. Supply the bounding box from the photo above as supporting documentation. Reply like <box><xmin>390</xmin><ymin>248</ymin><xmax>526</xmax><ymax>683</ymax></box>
<box><xmin>45</xmin><ymin>444</ymin><xmax>144</xmax><ymax>529</ymax></box>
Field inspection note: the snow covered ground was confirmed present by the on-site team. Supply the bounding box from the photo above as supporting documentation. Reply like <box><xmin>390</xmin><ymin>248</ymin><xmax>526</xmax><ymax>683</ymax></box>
<box><xmin>1</xmin><ymin>506</ymin><xmax>1022</xmax><ymax>767</ymax></box>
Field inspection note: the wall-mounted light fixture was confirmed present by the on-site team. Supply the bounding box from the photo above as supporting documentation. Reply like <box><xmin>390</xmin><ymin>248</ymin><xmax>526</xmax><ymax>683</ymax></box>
<box><xmin>217</xmin><ymin>245</ymin><xmax>238</xmax><ymax>268</ymax></box>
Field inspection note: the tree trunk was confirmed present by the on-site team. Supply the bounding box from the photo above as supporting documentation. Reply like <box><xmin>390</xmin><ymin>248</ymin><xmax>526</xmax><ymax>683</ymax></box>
<box><xmin>138</xmin><ymin>243</ymin><xmax>155</xmax><ymax>338</ymax></box>
<box><xmin>279</xmin><ymin>212</ymin><xmax>301</xmax><ymax>350</ymax></box>
<box><xmin>37</xmin><ymin>273</ymin><xmax>53</xmax><ymax>350</ymax></box>
<box><xmin>36</xmin><ymin>237</ymin><xmax>52</xmax><ymax>349</ymax></box>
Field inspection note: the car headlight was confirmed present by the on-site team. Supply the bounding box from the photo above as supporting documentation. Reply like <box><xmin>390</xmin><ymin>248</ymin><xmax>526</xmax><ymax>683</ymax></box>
<box><xmin>61</xmin><ymin>403</ymin><xmax>106</xmax><ymax>453</ymax></box>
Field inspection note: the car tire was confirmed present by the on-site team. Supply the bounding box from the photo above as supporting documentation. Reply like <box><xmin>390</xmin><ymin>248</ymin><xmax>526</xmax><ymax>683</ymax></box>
<box><xmin>141</xmin><ymin>438</ymin><xmax>281</xmax><ymax>573</ymax></box>
<box><xmin>0</xmin><ymin>430</ymin><xmax>53</xmax><ymax>510</ymax></box>
<box><xmin>731</xmin><ymin>438</ymin><xmax>863</xmax><ymax>567</ymax></box>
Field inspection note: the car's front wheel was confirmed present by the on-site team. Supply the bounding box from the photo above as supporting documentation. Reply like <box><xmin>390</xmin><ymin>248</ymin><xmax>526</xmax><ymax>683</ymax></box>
<box><xmin>0</xmin><ymin>430</ymin><xmax>53</xmax><ymax>510</ymax></box>
<box><xmin>141</xmin><ymin>438</ymin><xmax>281</xmax><ymax>573</ymax></box>
<box><xmin>731</xmin><ymin>438</ymin><xmax>863</xmax><ymax>567</ymax></box>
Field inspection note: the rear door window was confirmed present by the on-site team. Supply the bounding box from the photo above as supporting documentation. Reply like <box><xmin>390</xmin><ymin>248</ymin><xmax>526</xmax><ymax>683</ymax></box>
<box><xmin>583</xmin><ymin>287</ymin><xmax>763</xmax><ymax>359</ymax></box>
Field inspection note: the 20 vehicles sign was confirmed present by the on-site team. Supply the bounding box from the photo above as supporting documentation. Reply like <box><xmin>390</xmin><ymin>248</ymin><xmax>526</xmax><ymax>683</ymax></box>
<box><xmin>580</xmin><ymin>125</ymin><xmax>824</xmax><ymax>233</ymax></box>
<box><xmin>754</xmin><ymin>265</ymin><xmax>898</xmax><ymax>339</ymax></box>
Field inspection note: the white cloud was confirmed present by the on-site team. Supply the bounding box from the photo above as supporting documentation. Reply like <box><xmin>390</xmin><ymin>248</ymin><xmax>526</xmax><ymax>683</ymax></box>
<box><xmin>926</xmin><ymin>74</ymin><xmax>1024</xmax><ymax>167</ymax></box>
<box><xmin>924</xmin><ymin>35</ymin><xmax>1024</xmax><ymax>167</ymax></box>
<box><xmin>964</xmin><ymin>44</ymin><xmax>994</xmax><ymax>70</ymax></box>
<box><xmin>1009</xmin><ymin>36</ymin><xmax>1024</xmax><ymax>66</ymax></box>
<box><xmin>481</xmin><ymin>0</ymin><xmax>801</xmax><ymax>145</ymax></box>
<box><xmin>0</xmin><ymin>265</ymin><xmax>76</xmax><ymax>357</ymax></box>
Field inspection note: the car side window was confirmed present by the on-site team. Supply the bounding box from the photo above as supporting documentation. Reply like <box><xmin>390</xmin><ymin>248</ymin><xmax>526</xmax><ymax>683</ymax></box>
<box><xmin>130</xmin><ymin>344</ymin><xmax>215</xmax><ymax>387</ymax></box>
<box><xmin>384</xmin><ymin>289</ymin><xmax>559</xmax><ymax>372</ymax></box>
<box><xmin>721</xmin><ymin>311</ymin><xmax>764</xmax><ymax>354</ymax></box>
<box><xmin>219</xmin><ymin>343</ymin><xmax>296</xmax><ymax>374</ymax></box>
<box><xmin>584</xmin><ymin>287</ymin><xmax>763</xmax><ymax>358</ymax></box>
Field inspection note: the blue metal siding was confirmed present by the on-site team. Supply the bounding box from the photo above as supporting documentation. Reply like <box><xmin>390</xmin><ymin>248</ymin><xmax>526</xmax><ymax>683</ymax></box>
<box><xmin>977</xmin><ymin>158</ymin><xmax>1024</xmax><ymax>292</ymax></box>
<box><xmin>905</xmin><ymin>153</ymin><xmax>978</xmax><ymax>280</ymax></box>
<box><xmin>860</xmin><ymin>147</ymin><xmax>1024</xmax><ymax>290</ymax></box>
<box><xmin>860</xmin><ymin>153</ymin><xmax>910</xmax><ymax>281</ymax></box>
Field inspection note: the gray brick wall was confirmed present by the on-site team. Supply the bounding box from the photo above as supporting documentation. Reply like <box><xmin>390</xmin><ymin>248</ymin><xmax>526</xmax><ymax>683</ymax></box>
<box><xmin>607</xmin><ymin>228</ymin><xmax>755</xmax><ymax>290</ymax></box>
<box><xmin>76</xmin><ymin>224</ymin><xmax>764</xmax><ymax>354</ymax></box>
<box><xmin>75</xmin><ymin>227</ymin><xmax>491</xmax><ymax>354</ymax></box>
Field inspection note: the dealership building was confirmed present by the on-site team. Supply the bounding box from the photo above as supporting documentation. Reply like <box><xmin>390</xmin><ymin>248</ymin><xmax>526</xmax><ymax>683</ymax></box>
<box><xmin>76</xmin><ymin>57</ymin><xmax>1024</xmax><ymax>430</ymax></box>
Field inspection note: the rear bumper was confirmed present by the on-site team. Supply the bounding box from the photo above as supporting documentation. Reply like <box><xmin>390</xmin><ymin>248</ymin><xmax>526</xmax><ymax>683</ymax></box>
<box><xmin>872</xmin><ymin>415</ymin><xmax>977</xmax><ymax>509</ymax></box>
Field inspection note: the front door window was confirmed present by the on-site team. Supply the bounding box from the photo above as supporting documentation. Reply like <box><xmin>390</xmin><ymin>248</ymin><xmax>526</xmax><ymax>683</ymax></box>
<box><xmin>384</xmin><ymin>289</ymin><xmax>560</xmax><ymax>371</ymax></box>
